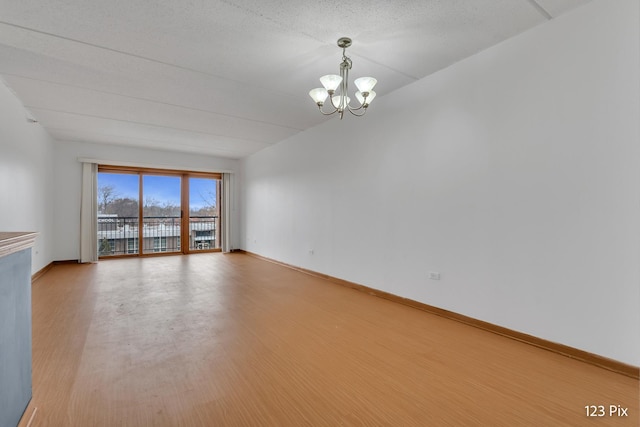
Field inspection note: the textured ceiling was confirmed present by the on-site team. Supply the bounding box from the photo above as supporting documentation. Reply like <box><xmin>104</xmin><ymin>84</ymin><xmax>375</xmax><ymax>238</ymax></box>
<box><xmin>0</xmin><ymin>0</ymin><xmax>591</xmax><ymax>159</ymax></box>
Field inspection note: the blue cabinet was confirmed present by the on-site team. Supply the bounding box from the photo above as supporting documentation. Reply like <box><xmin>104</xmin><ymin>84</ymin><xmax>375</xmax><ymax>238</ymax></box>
<box><xmin>0</xmin><ymin>233</ymin><xmax>36</xmax><ymax>427</ymax></box>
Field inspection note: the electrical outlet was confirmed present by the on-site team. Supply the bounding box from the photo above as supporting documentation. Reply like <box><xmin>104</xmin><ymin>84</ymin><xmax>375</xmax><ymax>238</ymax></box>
<box><xmin>428</xmin><ymin>272</ymin><xmax>441</xmax><ymax>280</ymax></box>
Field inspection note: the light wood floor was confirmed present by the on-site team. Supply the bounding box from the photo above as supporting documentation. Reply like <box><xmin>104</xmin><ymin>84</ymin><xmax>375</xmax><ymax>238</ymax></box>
<box><xmin>29</xmin><ymin>253</ymin><xmax>637</xmax><ymax>426</ymax></box>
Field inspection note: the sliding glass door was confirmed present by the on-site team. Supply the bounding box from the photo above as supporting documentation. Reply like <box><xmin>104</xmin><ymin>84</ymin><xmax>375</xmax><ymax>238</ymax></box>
<box><xmin>188</xmin><ymin>176</ymin><xmax>221</xmax><ymax>252</ymax></box>
<box><xmin>97</xmin><ymin>167</ymin><xmax>222</xmax><ymax>258</ymax></box>
<box><xmin>97</xmin><ymin>172</ymin><xmax>139</xmax><ymax>257</ymax></box>
<box><xmin>142</xmin><ymin>174</ymin><xmax>181</xmax><ymax>254</ymax></box>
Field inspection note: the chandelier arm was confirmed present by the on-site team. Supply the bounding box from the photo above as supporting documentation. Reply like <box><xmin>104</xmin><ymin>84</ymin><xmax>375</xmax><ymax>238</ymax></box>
<box><xmin>318</xmin><ymin>105</ymin><xmax>339</xmax><ymax>116</ymax></box>
<box><xmin>340</xmin><ymin>59</ymin><xmax>350</xmax><ymax>111</ymax></box>
<box><xmin>347</xmin><ymin>107</ymin><xmax>368</xmax><ymax>117</ymax></box>
<box><xmin>343</xmin><ymin>73</ymin><xmax>348</xmax><ymax>110</ymax></box>
<box><xmin>328</xmin><ymin>94</ymin><xmax>340</xmax><ymax>110</ymax></box>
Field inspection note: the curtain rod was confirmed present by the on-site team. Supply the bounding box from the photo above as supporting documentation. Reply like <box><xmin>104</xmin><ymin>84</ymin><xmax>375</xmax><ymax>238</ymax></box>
<box><xmin>77</xmin><ymin>157</ymin><xmax>235</xmax><ymax>174</ymax></box>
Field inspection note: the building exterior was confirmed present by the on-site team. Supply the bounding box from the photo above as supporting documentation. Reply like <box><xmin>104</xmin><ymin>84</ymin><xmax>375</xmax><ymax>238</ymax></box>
<box><xmin>98</xmin><ymin>214</ymin><xmax>218</xmax><ymax>256</ymax></box>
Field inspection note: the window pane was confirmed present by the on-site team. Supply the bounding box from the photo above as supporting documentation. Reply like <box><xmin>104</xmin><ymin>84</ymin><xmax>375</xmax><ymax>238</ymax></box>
<box><xmin>142</xmin><ymin>175</ymin><xmax>181</xmax><ymax>254</ymax></box>
<box><xmin>97</xmin><ymin>173</ymin><xmax>139</xmax><ymax>256</ymax></box>
<box><xmin>189</xmin><ymin>177</ymin><xmax>220</xmax><ymax>251</ymax></box>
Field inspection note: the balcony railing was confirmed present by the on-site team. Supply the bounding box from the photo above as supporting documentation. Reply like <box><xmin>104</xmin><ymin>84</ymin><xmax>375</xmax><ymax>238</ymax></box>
<box><xmin>98</xmin><ymin>215</ymin><xmax>219</xmax><ymax>256</ymax></box>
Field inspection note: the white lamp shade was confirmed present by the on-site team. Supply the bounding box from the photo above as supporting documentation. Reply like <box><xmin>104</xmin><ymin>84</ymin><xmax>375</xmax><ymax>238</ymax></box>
<box><xmin>332</xmin><ymin>95</ymin><xmax>350</xmax><ymax>108</ymax></box>
<box><xmin>354</xmin><ymin>77</ymin><xmax>377</xmax><ymax>94</ymax></box>
<box><xmin>356</xmin><ymin>90</ymin><xmax>376</xmax><ymax>106</ymax></box>
<box><xmin>320</xmin><ymin>74</ymin><xmax>343</xmax><ymax>92</ymax></box>
<box><xmin>309</xmin><ymin>88</ymin><xmax>329</xmax><ymax>104</ymax></box>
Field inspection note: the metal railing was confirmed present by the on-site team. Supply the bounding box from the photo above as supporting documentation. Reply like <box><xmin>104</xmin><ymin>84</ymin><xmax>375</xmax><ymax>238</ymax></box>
<box><xmin>98</xmin><ymin>216</ymin><xmax>218</xmax><ymax>256</ymax></box>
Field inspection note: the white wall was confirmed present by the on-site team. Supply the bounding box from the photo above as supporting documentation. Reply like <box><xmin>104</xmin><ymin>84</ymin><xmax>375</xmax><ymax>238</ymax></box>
<box><xmin>53</xmin><ymin>140</ymin><xmax>241</xmax><ymax>261</ymax></box>
<box><xmin>0</xmin><ymin>80</ymin><xmax>55</xmax><ymax>274</ymax></box>
<box><xmin>241</xmin><ymin>0</ymin><xmax>640</xmax><ymax>366</ymax></box>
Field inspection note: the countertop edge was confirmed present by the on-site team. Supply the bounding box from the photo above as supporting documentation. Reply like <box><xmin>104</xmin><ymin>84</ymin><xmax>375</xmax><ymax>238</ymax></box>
<box><xmin>0</xmin><ymin>232</ymin><xmax>39</xmax><ymax>259</ymax></box>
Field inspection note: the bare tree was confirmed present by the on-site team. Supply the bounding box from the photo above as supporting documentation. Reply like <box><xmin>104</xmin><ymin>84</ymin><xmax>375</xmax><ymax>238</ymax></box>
<box><xmin>143</xmin><ymin>197</ymin><xmax>180</xmax><ymax>217</ymax></box>
<box><xmin>161</xmin><ymin>201</ymin><xmax>180</xmax><ymax>217</ymax></box>
<box><xmin>110</xmin><ymin>198</ymin><xmax>139</xmax><ymax>217</ymax></box>
<box><xmin>191</xmin><ymin>188</ymin><xmax>217</xmax><ymax>216</ymax></box>
<box><xmin>98</xmin><ymin>185</ymin><xmax>117</xmax><ymax>213</ymax></box>
<box><xmin>144</xmin><ymin>196</ymin><xmax>159</xmax><ymax>209</ymax></box>
<box><xmin>199</xmin><ymin>189</ymin><xmax>216</xmax><ymax>208</ymax></box>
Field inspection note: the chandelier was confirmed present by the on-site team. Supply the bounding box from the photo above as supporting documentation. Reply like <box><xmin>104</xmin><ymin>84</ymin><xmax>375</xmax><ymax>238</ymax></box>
<box><xmin>309</xmin><ymin>37</ymin><xmax>377</xmax><ymax>119</ymax></box>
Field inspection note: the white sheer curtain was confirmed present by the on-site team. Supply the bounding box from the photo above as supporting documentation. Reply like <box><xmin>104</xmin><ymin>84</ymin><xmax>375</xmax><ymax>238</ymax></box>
<box><xmin>79</xmin><ymin>162</ymin><xmax>98</xmax><ymax>263</ymax></box>
<box><xmin>221</xmin><ymin>173</ymin><xmax>233</xmax><ymax>253</ymax></box>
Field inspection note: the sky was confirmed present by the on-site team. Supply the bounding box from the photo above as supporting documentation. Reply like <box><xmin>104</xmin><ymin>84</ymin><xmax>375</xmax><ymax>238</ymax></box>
<box><xmin>98</xmin><ymin>173</ymin><xmax>217</xmax><ymax>210</ymax></box>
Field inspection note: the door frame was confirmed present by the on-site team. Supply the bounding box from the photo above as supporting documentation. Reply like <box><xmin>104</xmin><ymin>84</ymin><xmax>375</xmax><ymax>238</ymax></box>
<box><xmin>98</xmin><ymin>165</ymin><xmax>222</xmax><ymax>258</ymax></box>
